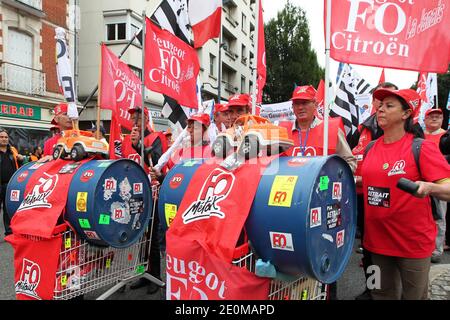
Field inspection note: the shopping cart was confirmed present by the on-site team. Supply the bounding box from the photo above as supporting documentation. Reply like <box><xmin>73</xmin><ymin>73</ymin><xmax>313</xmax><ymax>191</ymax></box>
<box><xmin>232</xmin><ymin>251</ymin><xmax>328</xmax><ymax>300</ymax></box>
<box><xmin>52</xmin><ymin>184</ymin><xmax>163</xmax><ymax>300</ymax></box>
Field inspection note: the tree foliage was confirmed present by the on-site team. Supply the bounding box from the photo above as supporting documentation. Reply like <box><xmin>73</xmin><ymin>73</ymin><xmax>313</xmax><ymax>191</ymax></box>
<box><xmin>264</xmin><ymin>1</ymin><xmax>324</xmax><ymax>103</ymax></box>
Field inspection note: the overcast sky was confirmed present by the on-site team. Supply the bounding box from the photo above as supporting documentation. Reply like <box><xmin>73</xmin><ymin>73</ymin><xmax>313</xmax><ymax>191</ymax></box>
<box><xmin>261</xmin><ymin>0</ymin><xmax>419</xmax><ymax>89</ymax></box>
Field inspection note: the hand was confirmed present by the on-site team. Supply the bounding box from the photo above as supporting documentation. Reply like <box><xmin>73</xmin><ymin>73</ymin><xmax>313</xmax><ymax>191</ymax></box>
<box><xmin>131</xmin><ymin>126</ymin><xmax>140</xmax><ymax>146</ymax></box>
<box><xmin>149</xmin><ymin>167</ymin><xmax>162</xmax><ymax>181</ymax></box>
<box><xmin>38</xmin><ymin>155</ymin><xmax>53</xmax><ymax>163</ymax></box>
<box><xmin>415</xmin><ymin>181</ymin><xmax>433</xmax><ymax>198</ymax></box>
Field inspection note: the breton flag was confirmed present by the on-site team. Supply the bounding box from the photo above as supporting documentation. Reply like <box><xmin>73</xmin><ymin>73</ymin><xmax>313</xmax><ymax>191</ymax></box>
<box><xmin>188</xmin><ymin>0</ymin><xmax>222</xmax><ymax>48</ymax></box>
<box><xmin>55</xmin><ymin>27</ymin><xmax>79</xmax><ymax>119</ymax></box>
<box><xmin>151</xmin><ymin>0</ymin><xmax>193</xmax><ymax>131</ymax></box>
<box><xmin>330</xmin><ymin>63</ymin><xmax>373</xmax><ymax>142</ymax></box>
<box><xmin>417</xmin><ymin>72</ymin><xmax>438</xmax><ymax>127</ymax></box>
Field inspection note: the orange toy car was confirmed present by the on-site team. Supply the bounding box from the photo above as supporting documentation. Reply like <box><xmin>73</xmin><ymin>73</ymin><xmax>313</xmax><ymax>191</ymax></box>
<box><xmin>212</xmin><ymin>115</ymin><xmax>294</xmax><ymax>159</ymax></box>
<box><xmin>53</xmin><ymin>130</ymin><xmax>109</xmax><ymax>161</ymax></box>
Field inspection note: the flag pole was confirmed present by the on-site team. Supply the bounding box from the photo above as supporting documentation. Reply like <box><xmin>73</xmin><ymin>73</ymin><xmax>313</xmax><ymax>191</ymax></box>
<box><xmin>141</xmin><ymin>11</ymin><xmax>147</xmax><ymax>168</ymax></box>
<box><xmin>323</xmin><ymin>0</ymin><xmax>332</xmax><ymax>157</ymax></box>
<box><xmin>251</xmin><ymin>0</ymin><xmax>261</xmax><ymax>115</ymax></box>
<box><xmin>217</xmin><ymin>18</ymin><xmax>223</xmax><ymax>103</ymax></box>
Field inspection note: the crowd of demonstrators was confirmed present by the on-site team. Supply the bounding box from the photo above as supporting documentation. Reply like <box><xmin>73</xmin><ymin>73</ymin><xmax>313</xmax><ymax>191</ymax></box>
<box><xmin>350</xmin><ymin>82</ymin><xmax>399</xmax><ymax>300</ymax></box>
<box><xmin>361</xmin><ymin>88</ymin><xmax>450</xmax><ymax>300</ymax></box>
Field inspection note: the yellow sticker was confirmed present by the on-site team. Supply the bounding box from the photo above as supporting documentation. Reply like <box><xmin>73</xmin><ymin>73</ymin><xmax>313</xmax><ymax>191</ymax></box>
<box><xmin>65</xmin><ymin>238</ymin><xmax>71</xmax><ymax>249</ymax></box>
<box><xmin>106</xmin><ymin>259</ymin><xmax>111</xmax><ymax>269</ymax></box>
<box><xmin>61</xmin><ymin>275</ymin><xmax>68</xmax><ymax>286</ymax></box>
<box><xmin>76</xmin><ymin>192</ymin><xmax>88</xmax><ymax>212</ymax></box>
<box><xmin>165</xmin><ymin>204</ymin><xmax>178</xmax><ymax>228</ymax></box>
<box><xmin>268</xmin><ymin>176</ymin><xmax>298</xmax><ymax>208</ymax></box>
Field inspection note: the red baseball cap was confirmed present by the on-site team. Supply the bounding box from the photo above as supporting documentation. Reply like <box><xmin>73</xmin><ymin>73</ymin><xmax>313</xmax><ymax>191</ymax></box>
<box><xmin>214</xmin><ymin>103</ymin><xmax>229</xmax><ymax>114</ymax></box>
<box><xmin>291</xmin><ymin>85</ymin><xmax>317</xmax><ymax>101</ymax></box>
<box><xmin>373</xmin><ymin>89</ymin><xmax>421</xmax><ymax>116</ymax></box>
<box><xmin>227</xmin><ymin>94</ymin><xmax>251</xmax><ymax>108</ymax></box>
<box><xmin>188</xmin><ymin>113</ymin><xmax>211</xmax><ymax>127</ymax></box>
<box><xmin>54</xmin><ymin>103</ymin><xmax>68</xmax><ymax>116</ymax></box>
<box><xmin>425</xmin><ymin>108</ymin><xmax>443</xmax><ymax>117</ymax></box>
<box><xmin>128</xmin><ymin>106</ymin><xmax>149</xmax><ymax>117</ymax></box>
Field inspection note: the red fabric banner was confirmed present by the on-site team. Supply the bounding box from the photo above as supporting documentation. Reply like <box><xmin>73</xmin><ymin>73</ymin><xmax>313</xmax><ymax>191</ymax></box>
<box><xmin>6</xmin><ymin>232</ymin><xmax>63</xmax><ymax>300</ymax></box>
<box><xmin>166</xmin><ymin>160</ymin><xmax>273</xmax><ymax>300</ymax></box>
<box><xmin>109</xmin><ymin>115</ymin><xmax>123</xmax><ymax>159</ymax></box>
<box><xmin>256</xmin><ymin>0</ymin><xmax>267</xmax><ymax>104</ymax></box>
<box><xmin>99</xmin><ymin>44</ymin><xmax>141</xmax><ymax>131</ymax></box>
<box><xmin>11</xmin><ymin>159</ymin><xmax>89</xmax><ymax>238</ymax></box>
<box><xmin>328</xmin><ymin>0</ymin><xmax>450</xmax><ymax>73</ymax></box>
<box><xmin>144</xmin><ymin>18</ymin><xmax>200</xmax><ymax>109</ymax></box>
<box><xmin>189</xmin><ymin>0</ymin><xmax>222</xmax><ymax>48</ymax></box>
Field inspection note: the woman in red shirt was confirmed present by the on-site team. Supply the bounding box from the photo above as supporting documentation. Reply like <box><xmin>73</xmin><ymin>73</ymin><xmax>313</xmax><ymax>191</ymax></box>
<box><xmin>362</xmin><ymin>88</ymin><xmax>450</xmax><ymax>300</ymax></box>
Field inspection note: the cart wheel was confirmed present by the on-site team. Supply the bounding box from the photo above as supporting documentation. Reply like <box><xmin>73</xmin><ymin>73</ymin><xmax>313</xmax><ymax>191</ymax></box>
<box><xmin>239</xmin><ymin>135</ymin><xmax>260</xmax><ymax>160</ymax></box>
<box><xmin>70</xmin><ymin>145</ymin><xmax>86</xmax><ymax>162</ymax></box>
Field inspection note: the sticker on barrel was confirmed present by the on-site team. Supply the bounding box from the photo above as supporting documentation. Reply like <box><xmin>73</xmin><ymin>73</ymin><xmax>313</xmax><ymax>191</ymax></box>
<box><xmin>165</xmin><ymin>204</ymin><xmax>178</xmax><ymax>227</ymax></box>
<box><xmin>270</xmin><ymin>232</ymin><xmax>295</xmax><ymax>251</ymax></box>
<box><xmin>76</xmin><ymin>192</ymin><xmax>88</xmax><ymax>212</ymax></box>
<box><xmin>336</xmin><ymin>230</ymin><xmax>345</xmax><ymax>248</ymax></box>
<box><xmin>310</xmin><ymin>207</ymin><xmax>322</xmax><ymax>228</ymax></box>
<box><xmin>10</xmin><ymin>190</ymin><xmax>20</xmax><ymax>202</ymax></box>
<box><xmin>332</xmin><ymin>182</ymin><xmax>342</xmax><ymax>201</ymax></box>
<box><xmin>268</xmin><ymin>176</ymin><xmax>298</xmax><ymax>208</ymax></box>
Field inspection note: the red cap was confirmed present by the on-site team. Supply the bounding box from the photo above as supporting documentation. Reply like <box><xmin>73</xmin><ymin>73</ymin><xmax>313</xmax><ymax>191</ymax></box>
<box><xmin>373</xmin><ymin>89</ymin><xmax>421</xmax><ymax>116</ymax></box>
<box><xmin>425</xmin><ymin>108</ymin><xmax>443</xmax><ymax>117</ymax></box>
<box><xmin>54</xmin><ymin>103</ymin><xmax>68</xmax><ymax>116</ymax></box>
<box><xmin>291</xmin><ymin>85</ymin><xmax>317</xmax><ymax>101</ymax></box>
<box><xmin>128</xmin><ymin>106</ymin><xmax>149</xmax><ymax>117</ymax></box>
<box><xmin>227</xmin><ymin>94</ymin><xmax>251</xmax><ymax>108</ymax></box>
<box><xmin>214</xmin><ymin>103</ymin><xmax>229</xmax><ymax>114</ymax></box>
<box><xmin>188</xmin><ymin>113</ymin><xmax>211</xmax><ymax>127</ymax></box>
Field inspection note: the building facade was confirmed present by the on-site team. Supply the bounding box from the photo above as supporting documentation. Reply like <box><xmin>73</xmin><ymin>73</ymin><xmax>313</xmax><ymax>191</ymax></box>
<box><xmin>78</xmin><ymin>0</ymin><xmax>258</xmax><ymax>131</ymax></box>
<box><xmin>0</xmin><ymin>0</ymin><xmax>76</xmax><ymax>153</ymax></box>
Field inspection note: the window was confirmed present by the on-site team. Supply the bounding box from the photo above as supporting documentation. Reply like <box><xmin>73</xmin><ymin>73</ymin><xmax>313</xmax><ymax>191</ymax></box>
<box><xmin>241</xmin><ymin>76</ymin><xmax>246</xmax><ymax>93</ymax></box>
<box><xmin>106</xmin><ymin>23</ymin><xmax>127</xmax><ymax>41</ymax></box>
<box><xmin>241</xmin><ymin>13</ymin><xmax>247</xmax><ymax>34</ymax></box>
<box><xmin>210</xmin><ymin>54</ymin><xmax>216</xmax><ymax>76</ymax></box>
<box><xmin>241</xmin><ymin>44</ymin><xmax>247</xmax><ymax>65</ymax></box>
<box><xmin>249</xmin><ymin>80</ymin><xmax>253</xmax><ymax>94</ymax></box>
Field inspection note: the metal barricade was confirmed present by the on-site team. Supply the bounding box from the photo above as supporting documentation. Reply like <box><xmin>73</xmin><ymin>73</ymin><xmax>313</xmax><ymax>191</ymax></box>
<box><xmin>233</xmin><ymin>252</ymin><xmax>328</xmax><ymax>301</ymax></box>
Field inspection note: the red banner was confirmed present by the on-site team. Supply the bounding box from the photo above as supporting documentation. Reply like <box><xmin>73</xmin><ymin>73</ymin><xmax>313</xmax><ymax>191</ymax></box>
<box><xmin>166</xmin><ymin>160</ymin><xmax>273</xmax><ymax>300</ymax></box>
<box><xmin>144</xmin><ymin>18</ymin><xmax>200</xmax><ymax>109</ymax></box>
<box><xmin>328</xmin><ymin>0</ymin><xmax>450</xmax><ymax>73</ymax></box>
<box><xmin>6</xmin><ymin>232</ymin><xmax>62</xmax><ymax>300</ymax></box>
<box><xmin>100</xmin><ymin>44</ymin><xmax>141</xmax><ymax>131</ymax></box>
<box><xmin>11</xmin><ymin>159</ymin><xmax>89</xmax><ymax>238</ymax></box>
<box><xmin>256</xmin><ymin>0</ymin><xmax>267</xmax><ymax>104</ymax></box>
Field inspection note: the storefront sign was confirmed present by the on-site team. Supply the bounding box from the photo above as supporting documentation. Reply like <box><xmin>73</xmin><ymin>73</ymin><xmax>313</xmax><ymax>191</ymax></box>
<box><xmin>0</xmin><ymin>102</ymin><xmax>41</xmax><ymax>120</ymax></box>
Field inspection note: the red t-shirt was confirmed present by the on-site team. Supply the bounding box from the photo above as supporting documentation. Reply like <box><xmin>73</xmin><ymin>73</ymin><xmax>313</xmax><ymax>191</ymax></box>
<box><xmin>43</xmin><ymin>134</ymin><xmax>62</xmax><ymax>156</ymax></box>
<box><xmin>362</xmin><ymin>133</ymin><xmax>450</xmax><ymax>258</ymax></box>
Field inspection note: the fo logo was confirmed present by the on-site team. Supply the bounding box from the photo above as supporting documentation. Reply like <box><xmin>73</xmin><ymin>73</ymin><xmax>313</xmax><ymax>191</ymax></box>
<box><xmin>293</xmin><ymin>146</ymin><xmax>317</xmax><ymax>157</ymax></box>
<box><xmin>388</xmin><ymin>160</ymin><xmax>406</xmax><ymax>176</ymax></box>
<box><xmin>270</xmin><ymin>232</ymin><xmax>294</xmax><ymax>251</ymax></box>
<box><xmin>181</xmin><ymin>168</ymin><xmax>235</xmax><ymax>224</ymax></box>
<box><xmin>15</xmin><ymin>259</ymin><xmax>41</xmax><ymax>299</ymax></box>
<box><xmin>17</xmin><ymin>173</ymin><xmax>58</xmax><ymax>211</ymax></box>
<box><xmin>17</xmin><ymin>171</ymin><xmax>29</xmax><ymax>183</ymax></box>
<box><xmin>80</xmin><ymin>170</ymin><xmax>95</xmax><ymax>182</ymax></box>
<box><xmin>170</xmin><ymin>174</ymin><xmax>184</xmax><ymax>189</ymax></box>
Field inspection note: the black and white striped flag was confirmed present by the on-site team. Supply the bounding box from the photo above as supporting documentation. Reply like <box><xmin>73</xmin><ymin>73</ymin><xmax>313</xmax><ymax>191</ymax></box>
<box><xmin>150</xmin><ymin>0</ymin><xmax>193</xmax><ymax>132</ymax></box>
<box><xmin>330</xmin><ymin>63</ymin><xmax>373</xmax><ymax>142</ymax></box>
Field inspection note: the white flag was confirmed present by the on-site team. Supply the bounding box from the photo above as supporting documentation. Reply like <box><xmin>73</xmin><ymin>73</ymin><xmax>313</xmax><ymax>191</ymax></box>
<box><xmin>55</xmin><ymin>27</ymin><xmax>79</xmax><ymax>119</ymax></box>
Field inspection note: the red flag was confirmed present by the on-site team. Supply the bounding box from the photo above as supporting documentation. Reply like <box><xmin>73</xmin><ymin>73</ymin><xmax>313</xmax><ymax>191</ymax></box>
<box><xmin>417</xmin><ymin>72</ymin><xmax>429</xmax><ymax>103</ymax></box>
<box><xmin>256</xmin><ymin>0</ymin><xmax>266</xmax><ymax>104</ymax></box>
<box><xmin>379</xmin><ymin>68</ymin><xmax>386</xmax><ymax>84</ymax></box>
<box><xmin>109</xmin><ymin>115</ymin><xmax>123</xmax><ymax>160</ymax></box>
<box><xmin>99</xmin><ymin>45</ymin><xmax>142</xmax><ymax>131</ymax></box>
<box><xmin>189</xmin><ymin>0</ymin><xmax>222</xmax><ymax>48</ymax></box>
<box><xmin>144</xmin><ymin>18</ymin><xmax>200</xmax><ymax>109</ymax></box>
<box><xmin>315</xmin><ymin>80</ymin><xmax>325</xmax><ymax>120</ymax></box>
<box><xmin>328</xmin><ymin>0</ymin><xmax>450</xmax><ymax>73</ymax></box>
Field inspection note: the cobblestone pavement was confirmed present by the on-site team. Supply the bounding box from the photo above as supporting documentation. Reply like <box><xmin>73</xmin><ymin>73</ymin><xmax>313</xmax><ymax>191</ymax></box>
<box><xmin>429</xmin><ymin>265</ymin><xmax>450</xmax><ymax>300</ymax></box>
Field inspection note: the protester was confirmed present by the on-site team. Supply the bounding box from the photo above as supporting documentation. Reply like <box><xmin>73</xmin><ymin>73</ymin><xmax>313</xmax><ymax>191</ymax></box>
<box><xmin>351</xmin><ymin>82</ymin><xmax>399</xmax><ymax>300</ymax></box>
<box><xmin>29</xmin><ymin>146</ymin><xmax>43</xmax><ymax>162</ymax></box>
<box><xmin>279</xmin><ymin>85</ymin><xmax>356</xmax><ymax>171</ymax></box>
<box><xmin>0</xmin><ymin>128</ymin><xmax>23</xmax><ymax>236</ymax></box>
<box><xmin>121</xmin><ymin>106</ymin><xmax>168</xmax><ymax>295</ymax></box>
<box><xmin>361</xmin><ymin>88</ymin><xmax>450</xmax><ymax>300</ymax></box>
<box><xmin>208</xmin><ymin>103</ymin><xmax>231</xmax><ymax>145</ymax></box>
<box><xmin>227</xmin><ymin>94</ymin><xmax>252</xmax><ymax>125</ymax></box>
<box><xmin>440</xmin><ymin>129</ymin><xmax>450</xmax><ymax>251</ymax></box>
<box><xmin>87</xmin><ymin>124</ymin><xmax>109</xmax><ymax>149</ymax></box>
<box><xmin>42</xmin><ymin>103</ymin><xmax>73</xmax><ymax>159</ymax></box>
<box><xmin>423</xmin><ymin>108</ymin><xmax>447</xmax><ymax>263</ymax></box>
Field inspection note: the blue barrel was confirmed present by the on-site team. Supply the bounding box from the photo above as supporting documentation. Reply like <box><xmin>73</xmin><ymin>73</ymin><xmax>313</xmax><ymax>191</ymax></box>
<box><xmin>6</xmin><ymin>162</ymin><xmax>47</xmax><ymax>218</ymax></box>
<box><xmin>158</xmin><ymin>156</ymin><xmax>356</xmax><ymax>284</ymax></box>
<box><xmin>65</xmin><ymin>159</ymin><xmax>152</xmax><ymax>248</ymax></box>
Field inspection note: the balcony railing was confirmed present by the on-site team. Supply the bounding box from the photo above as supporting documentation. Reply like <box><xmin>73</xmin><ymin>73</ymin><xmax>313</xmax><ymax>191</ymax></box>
<box><xmin>0</xmin><ymin>62</ymin><xmax>46</xmax><ymax>96</ymax></box>
<box><xmin>16</xmin><ymin>0</ymin><xmax>42</xmax><ymax>11</ymax></box>
<box><xmin>222</xmin><ymin>81</ymin><xmax>238</xmax><ymax>93</ymax></box>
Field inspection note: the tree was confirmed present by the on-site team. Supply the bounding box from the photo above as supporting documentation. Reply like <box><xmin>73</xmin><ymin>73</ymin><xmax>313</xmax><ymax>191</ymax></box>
<box><xmin>438</xmin><ymin>65</ymin><xmax>450</xmax><ymax>129</ymax></box>
<box><xmin>264</xmin><ymin>1</ymin><xmax>324</xmax><ymax>103</ymax></box>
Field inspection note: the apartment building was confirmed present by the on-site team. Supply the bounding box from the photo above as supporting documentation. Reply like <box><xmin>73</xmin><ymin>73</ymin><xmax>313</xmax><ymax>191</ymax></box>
<box><xmin>78</xmin><ymin>0</ymin><xmax>258</xmax><ymax>131</ymax></box>
<box><xmin>0</xmin><ymin>0</ymin><xmax>76</xmax><ymax>153</ymax></box>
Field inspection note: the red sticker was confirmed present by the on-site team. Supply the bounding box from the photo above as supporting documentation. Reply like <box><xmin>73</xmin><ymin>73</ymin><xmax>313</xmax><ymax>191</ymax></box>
<box><xmin>80</xmin><ymin>170</ymin><xmax>95</xmax><ymax>182</ymax></box>
<box><xmin>170</xmin><ymin>174</ymin><xmax>184</xmax><ymax>189</ymax></box>
<box><xmin>17</xmin><ymin>171</ymin><xmax>29</xmax><ymax>183</ymax></box>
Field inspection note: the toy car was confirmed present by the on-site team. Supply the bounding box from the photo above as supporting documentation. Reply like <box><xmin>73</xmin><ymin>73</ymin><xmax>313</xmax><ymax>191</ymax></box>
<box><xmin>212</xmin><ymin>115</ymin><xmax>294</xmax><ymax>159</ymax></box>
<box><xmin>53</xmin><ymin>130</ymin><xmax>109</xmax><ymax>161</ymax></box>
